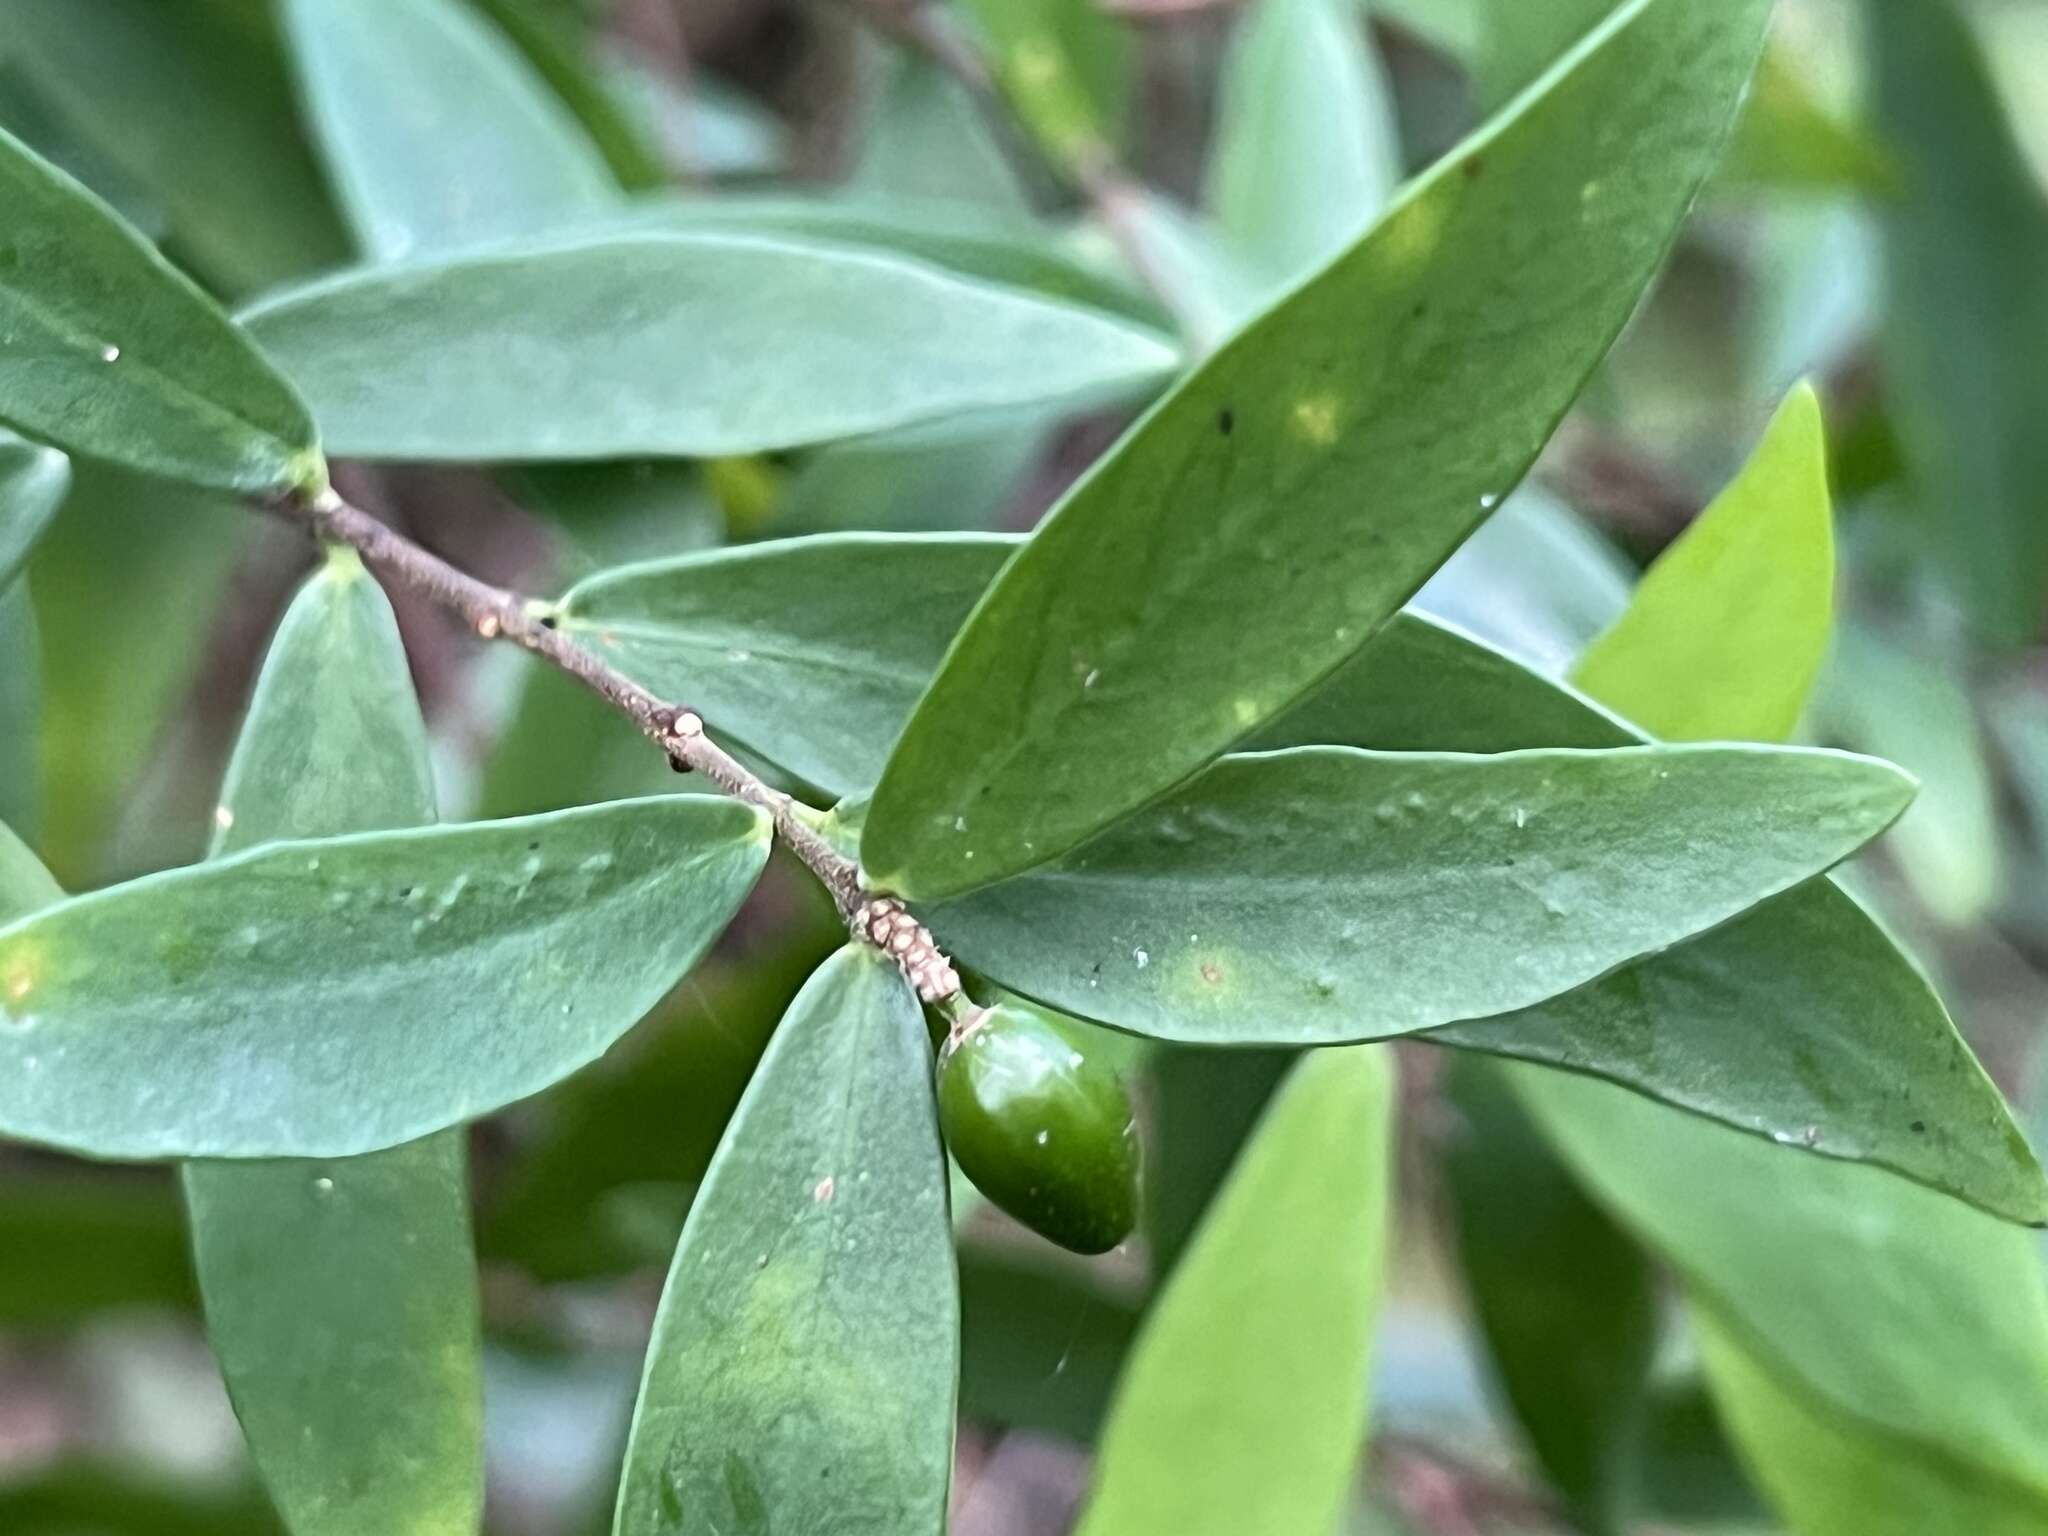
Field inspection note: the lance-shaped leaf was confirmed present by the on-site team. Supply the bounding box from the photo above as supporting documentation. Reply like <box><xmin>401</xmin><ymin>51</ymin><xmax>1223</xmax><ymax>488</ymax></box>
<box><xmin>862</xmin><ymin>0</ymin><xmax>1772</xmax><ymax>900</ymax></box>
<box><xmin>241</xmin><ymin>232</ymin><xmax>1178</xmax><ymax>462</ymax></box>
<box><xmin>281</xmin><ymin>0</ymin><xmax>617</xmax><ymax>261</ymax></box>
<box><xmin>182</xmin><ymin>555</ymin><xmax>482</xmax><ymax>1536</ymax></box>
<box><xmin>1207</xmin><ymin>0</ymin><xmax>1401</xmax><ymax>286</ymax></box>
<box><xmin>613</xmin><ymin>946</ymin><xmax>956</xmax><ymax>1536</ymax></box>
<box><xmin>1263</xmin><ymin>614</ymin><xmax>2045</xmax><ymax>1224</ymax></box>
<box><xmin>554</xmin><ymin>534</ymin><xmax>1019</xmax><ymax>796</ymax></box>
<box><xmin>1575</xmin><ymin>384</ymin><xmax>1832</xmax><ymax>744</ymax></box>
<box><xmin>0</xmin><ymin>587</ymin><xmax>43</xmax><ymax>843</ymax></box>
<box><xmin>0</xmin><ymin>795</ymin><xmax>768</xmax><ymax>1160</ymax></box>
<box><xmin>0</xmin><ymin>433</ymin><xmax>69</xmax><ymax>590</ymax></box>
<box><xmin>1521</xmin><ymin>1070</ymin><xmax>2048</xmax><ymax>1519</ymax></box>
<box><xmin>928</xmin><ymin>743</ymin><xmax>1911</xmax><ymax>1044</ymax></box>
<box><xmin>1872</xmin><ymin>0</ymin><xmax>2048</xmax><ymax>648</ymax></box>
<box><xmin>1075</xmin><ymin>1046</ymin><xmax>1393</xmax><ymax>1536</ymax></box>
<box><xmin>0</xmin><ymin>124</ymin><xmax>320</xmax><ymax>491</ymax></box>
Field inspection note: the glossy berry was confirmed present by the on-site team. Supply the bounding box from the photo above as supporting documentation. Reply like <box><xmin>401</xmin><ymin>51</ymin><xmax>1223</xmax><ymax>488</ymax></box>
<box><xmin>936</xmin><ymin>1002</ymin><xmax>1140</xmax><ymax>1255</ymax></box>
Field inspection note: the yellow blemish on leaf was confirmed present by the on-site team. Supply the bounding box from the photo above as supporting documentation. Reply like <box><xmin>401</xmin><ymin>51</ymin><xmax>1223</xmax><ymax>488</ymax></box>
<box><xmin>1232</xmin><ymin>697</ymin><xmax>1262</xmax><ymax>727</ymax></box>
<box><xmin>3</xmin><ymin>939</ymin><xmax>45</xmax><ymax>1011</ymax></box>
<box><xmin>1290</xmin><ymin>394</ymin><xmax>1342</xmax><ymax>446</ymax></box>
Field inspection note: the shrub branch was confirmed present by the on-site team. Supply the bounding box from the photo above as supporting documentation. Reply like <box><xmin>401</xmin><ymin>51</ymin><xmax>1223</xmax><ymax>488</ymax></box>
<box><xmin>262</xmin><ymin>485</ymin><xmax>964</xmax><ymax>1003</ymax></box>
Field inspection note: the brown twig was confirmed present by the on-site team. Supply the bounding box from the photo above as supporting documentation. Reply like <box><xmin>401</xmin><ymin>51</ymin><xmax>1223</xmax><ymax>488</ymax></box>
<box><xmin>262</xmin><ymin>485</ymin><xmax>962</xmax><ymax>1003</ymax></box>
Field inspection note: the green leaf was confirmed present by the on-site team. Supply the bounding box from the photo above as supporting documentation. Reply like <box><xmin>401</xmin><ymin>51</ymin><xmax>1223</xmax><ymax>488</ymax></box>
<box><xmin>0</xmin><ymin>1171</ymin><xmax>194</xmax><ymax>1327</ymax></box>
<box><xmin>1074</xmin><ymin>1047</ymin><xmax>1392</xmax><ymax>1536</ymax></box>
<box><xmin>1717</xmin><ymin>48</ymin><xmax>1894</xmax><ymax>197</ymax></box>
<box><xmin>0</xmin><ymin>124</ymin><xmax>320</xmax><ymax>491</ymax></box>
<box><xmin>281</xmin><ymin>0</ymin><xmax>618</xmax><ymax>261</ymax></box>
<box><xmin>1872</xmin><ymin>0</ymin><xmax>2048</xmax><ymax>646</ymax></box>
<box><xmin>0</xmin><ymin>0</ymin><xmax>352</xmax><ymax>297</ymax></box>
<box><xmin>612</xmin><ymin>193</ymin><xmax>1159</xmax><ymax>328</ymax></box>
<box><xmin>1442</xmin><ymin>1056</ymin><xmax>1657</xmax><ymax>1532</ymax></box>
<box><xmin>0</xmin><ymin>1462</ymin><xmax>280</xmax><ymax>1536</ymax></box>
<box><xmin>1271</xmin><ymin>615</ymin><xmax>2045</xmax><ymax>1225</ymax></box>
<box><xmin>0</xmin><ymin>431</ymin><xmax>69</xmax><ymax>589</ymax></box>
<box><xmin>1518</xmin><ymin>1070</ymin><xmax>2048</xmax><ymax>1515</ymax></box>
<box><xmin>612</xmin><ymin>946</ymin><xmax>955</xmax><ymax>1536</ymax></box>
<box><xmin>928</xmin><ymin>742</ymin><xmax>1911</xmax><ymax>1044</ymax></box>
<box><xmin>181</xmin><ymin>555</ymin><xmax>482</xmax><ymax>1536</ymax></box>
<box><xmin>958</xmin><ymin>1246</ymin><xmax>1143</xmax><ymax>1442</ymax></box>
<box><xmin>0</xmin><ymin>583</ymin><xmax>41</xmax><ymax>843</ymax></box>
<box><xmin>242</xmin><ymin>231</ymin><xmax>1177</xmax><ymax>462</ymax></box>
<box><xmin>854</xmin><ymin>51</ymin><xmax>1031</xmax><ymax>214</ymax></box>
<box><xmin>1575</xmin><ymin>384</ymin><xmax>1833</xmax><ymax>744</ymax></box>
<box><xmin>556</xmin><ymin>534</ymin><xmax>1018</xmax><ymax>796</ymax></box>
<box><xmin>863</xmin><ymin>0</ymin><xmax>1772</xmax><ymax>900</ymax></box>
<box><xmin>0</xmin><ymin>795</ymin><xmax>768</xmax><ymax>1159</ymax></box>
<box><xmin>1208</xmin><ymin>0</ymin><xmax>1401</xmax><ymax>285</ymax></box>
<box><xmin>0</xmin><ymin>817</ymin><xmax>60</xmax><ymax>931</ymax></box>
<box><xmin>1470</xmin><ymin>0</ymin><xmax>1613</xmax><ymax>109</ymax></box>
<box><xmin>954</xmin><ymin>0</ymin><xmax>1131</xmax><ymax>168</ymax></box>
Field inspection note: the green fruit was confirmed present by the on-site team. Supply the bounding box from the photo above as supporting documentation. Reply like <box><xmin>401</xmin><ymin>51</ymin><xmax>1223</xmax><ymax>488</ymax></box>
<box><xmin>937</xmin><ymin>1002</ymin><xmax>1140</xmax><ymax>1255</ymax></box>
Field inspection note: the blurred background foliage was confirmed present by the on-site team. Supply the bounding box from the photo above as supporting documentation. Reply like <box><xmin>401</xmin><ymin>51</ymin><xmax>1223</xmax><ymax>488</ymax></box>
<box><xmin>3</xmin><ymin>0</ymin><xmax>2047</xmax><ymax>1532</ymax></box>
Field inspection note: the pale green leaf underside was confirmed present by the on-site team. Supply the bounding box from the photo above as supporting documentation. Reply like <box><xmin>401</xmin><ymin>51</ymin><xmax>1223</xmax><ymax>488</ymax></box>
<box><xmin>1077</xmin><ymin>1046</ymin><xmax>1393</xmax><ymax>1536</ymax></box>
<box><xmin>614</xmin><ymin>947</ymin><xmax>955</xmax><ymax>1536</ymax></box>
<box><xmin>241</xmin><ymin>231</ymin><xmax>1178</xmax><ymax>462</ymax></box>
<box><xmin>281</xmin><ymin>0</ymin><xmax>618</xmax><ymax>262</ymax></box>
<box><xmin>929</xmin><ymin>743</ymin><xmax>1910</xmax><ymax>1044</ymax></box>
<box><xmin>863</xmin><ymin>0</ymin><xmax>1773</xmax><ymax>901</ymax></box>
<box><xmin>183</xmin><ymin>558</ymin><xmax>482</xmax><ymax>1536</ymax></box>
<box><xmin>0</xmin><ymin>124</ymin><xmax>317</xmax><ymax>490</ymax></box>
<box><xmin>556</xmin><ymin>534</ymin><xmax>1019</xmax><ymax>797</ymax></box>
<box><xmin>0</xmin><ymin>796</ymin><xmax>769</xmax><ymax>1159</ymax></box>
<box><xmin>0</xmin><ymin>432</ymin><xmax>70</xmax><ymax>590</ymax></box>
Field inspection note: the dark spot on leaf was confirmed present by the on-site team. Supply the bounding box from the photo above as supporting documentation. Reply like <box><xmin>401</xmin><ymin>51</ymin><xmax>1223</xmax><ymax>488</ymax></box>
<box><xmin>527</xmin><ymin>841</ymin><xmax>540</xmax><ymax>852</ymax></box>
<box><xmin>1911</xmin><ymin>1120</ymin><xmax>1926</xmax><ymax>1134</ymax></box>
<box><xmin>1217</xmin><ymin>408</ymin><xmax>1235</xmax><ymax>436</ymax></box>
<box><xmin>1463</xmin><ymin>155</ymin><xmax>1486</xmax><ymax>179</ymax></box>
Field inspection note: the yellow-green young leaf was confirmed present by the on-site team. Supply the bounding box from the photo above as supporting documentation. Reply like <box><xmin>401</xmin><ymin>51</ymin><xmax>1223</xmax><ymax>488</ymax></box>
<box><xmin>281</xmin><ymin>0</ymin><xmax>618</xmax><ymax>261</ymax></box>
<box><xmin>954</xmin><ymin>0</ymin><xmax>1131</xmax><ymax>168</ymax></box>
<box><xmin>863</xmin><ymin>0</ymin><xmax>1772</xmax><ymax>901</ymax></box>
<box><xmin>242</xmin><ymin>232</ymin><xmax>1177</xmax><ymax>462</ymax></box>
<box><xmin>1695</xmin><ymin>1315</ymin><xmax>2048</xmax><ymax>1536</ymax></box>
<box><xmin>929</xmin><ymin>743</ymin><xmax>1912</xmax><ymax>1043</ymax></box>
<box><xmin>0</xmin><ymin>0</ymin><xmax>352</xmax><ymax>298</ymax></box>
<box><xmin>182</xmin><ymin>555</ymin><xmax>482</xmax><ymax>1536</ymax></box>
<box><xmin>1872</xmin><ymin>0</ymin><xmax>2048</xmax><ymax>647</ymax></box>
<box><xmin>1075</xmin><ymin>1047</ymin><xmax>1393</xmax><ymax>1536</ymax></box>
<box><xmin>1518</xmin><ymin>1071</ymin><xmax>2048</xmax><ymax>1519</ymax></box>
<box><xmin>1574</xmin><ymin>384</ymin><xmax>1834</xmax><ymax>743</ymax></box>
<box><xmin>1717</xmin><ymin>48</ymin><xmax>1894</xmax><ymax>197</ymax></box>
<box><xmin>0</xmin><ymin>818</ymin><xmax>59</xmax><ymax>927</ymax></box>
<box><xmin>0</xmin><ymin>432</ymin><xmax>68</xmax><ymax>589</ymax></box>
<box><xmin>0</xmin><ymin>796</ymin><xmax>769</xmax><ymax>1160</ymax></box>
<box><xmin>1208</xmin><ymin>0</ymin><xmax>1401</xmax><ymax>286</ymax></box>
<box><xmin>0</xmin><ymin>125</ymin><xmax>320</xmax><ymax>492</ymax></box>
<box><xmin>613</xmin><ymin>947</ymin><xmax>955</xmax><ymax>1536</ymax></box>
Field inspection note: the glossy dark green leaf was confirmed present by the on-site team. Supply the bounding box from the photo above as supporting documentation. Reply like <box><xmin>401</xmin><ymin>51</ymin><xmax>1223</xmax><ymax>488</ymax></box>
<box><xmin>1208</xmin><ymin>0</ymin><xmax>1400</xmax><ymax>285</ymax></box>
<box><xmin>930</xmin><ymin>743</ymin><xmax>1911</xmax><ymax>1043</ymax></box>
<box><xmin>0</xmin><ymin>124</ymin><xmax>320</xmax><ymax>491</ymax></box>
<box><xmin>612</xmin><ymin>946</ymin><xmax>955</xmax><ymax>1536</ymax></box>
<box><xmin>243</xmin><ymin>232</ymin><xmax>1176</xmax><ymax>462</ymax></box>
<box><xmin>1575</xmin><ymin>384</ymin><xmax>1832</xmax><ymax>744</ymax></box>
<box><xmin>0</xmin><ymin>431</ymin><xmax>68</xmax><ymax>589</ymax></box>
<box><xmin>1521</xmin><ymin>1070</ymin><xmax>2048</xmax><ymax>1520</ymax></box>
<box><xmin>1443</xmin><ymin>1056</ymin><xmax>1656</xmax><ymax>1533</ymax></box>
<box><xmin>1255</xmin><ymin>615</ymin><xmax>2047</xmax><ymax>1225</ymax></box>
<box><xmin>1872</xmin><ymin>0</ymin><xmax>2048</xmax><ymax>647</ymax></box>
<box><xmin>556</xmin><ymin>534</ymin><xmax>1017</xmax><ymax>796</ymax></box>
<box><xmin>0</xmin><ymin>795</ymin><xmax>768</xmax><ymax>1159</ymax></box>
<box><xmin>182</xmin><ymin>555</ymin><xmax>482</xmax><ymax>1536</ymax></box>
<box><xmin>281</xmin><ymin>0</ymin><xmax>618</xmax><ymax>261</ymax></box>
<box><xmin>1074</xmin><ymin>1047</ymin><xmax>1392</xmax><ymax>1536</ymax></box>
<box><xmin>863</xmin><ymin>0</ymin><xmax>1772</xmax><ymax>899</ymax></box>
<box><xmin>1143</xmin><ymin>1046</ymin><xmax>1294</xmax><ymax>1280</ymax></box>
<box><xmin>0</xmin><ymin>0</ymin><xmax>351</xmax><ymax>296</ymax></box>
<box><xmin>958</xmin><ymin>1246</ymin><xmax>1143</xmax><ymax>1442</ymax></box>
